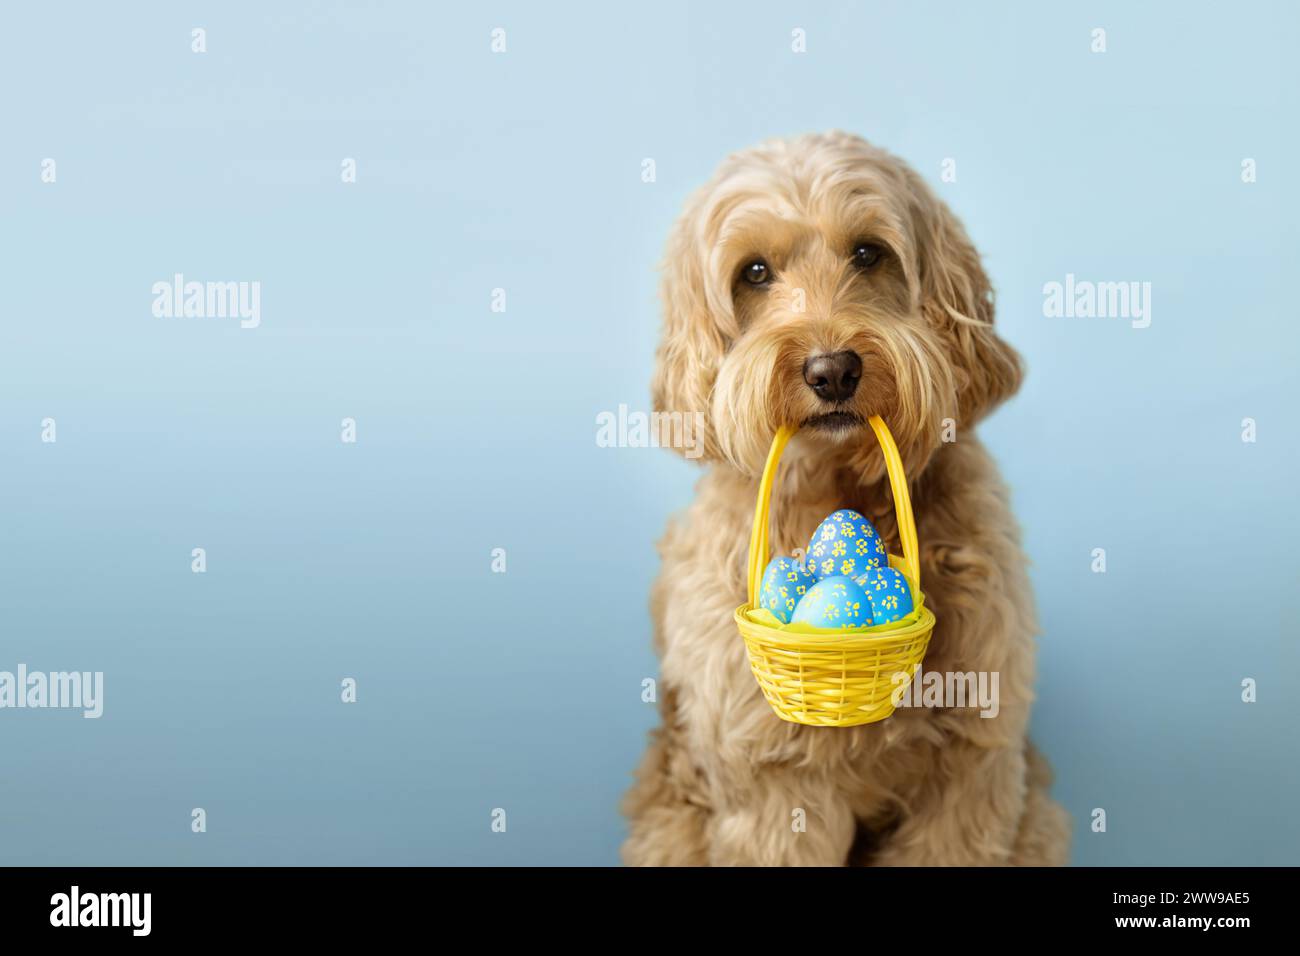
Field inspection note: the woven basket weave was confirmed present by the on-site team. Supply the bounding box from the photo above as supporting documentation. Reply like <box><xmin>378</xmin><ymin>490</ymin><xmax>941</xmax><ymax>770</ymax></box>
<box><xmin>735</xmin><ymin>417</ymin><xmax>935</xmax><ymax>727</ymax></box>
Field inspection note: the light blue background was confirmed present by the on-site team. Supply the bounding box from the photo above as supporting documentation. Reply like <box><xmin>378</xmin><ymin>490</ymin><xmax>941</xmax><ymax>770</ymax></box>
<box><xmin>2</xmin><ymin>1</ymin><xmax>1296</xmax><ymax>865</ymax></box>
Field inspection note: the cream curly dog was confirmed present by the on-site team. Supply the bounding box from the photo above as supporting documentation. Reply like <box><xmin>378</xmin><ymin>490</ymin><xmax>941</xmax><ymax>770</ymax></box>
<box><xmin>623</xmin><ymin>131</ymin><xmax>1070</xmax><ymax>866</ymax></box>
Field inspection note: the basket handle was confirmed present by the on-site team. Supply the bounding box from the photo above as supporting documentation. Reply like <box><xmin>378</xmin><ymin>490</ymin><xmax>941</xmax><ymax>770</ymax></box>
<box><xmin>746</xmin><ymin>416</ymin><xmax>922</xmax><ymax>606</ymax></box>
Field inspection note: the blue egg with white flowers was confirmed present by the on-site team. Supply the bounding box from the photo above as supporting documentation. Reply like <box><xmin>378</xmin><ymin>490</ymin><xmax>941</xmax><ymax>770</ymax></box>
<box><xmin>852</xmin><ymin>566</ymin><xmax>915</xmax><ymax>624</ymax></box>
<box><xmin>758</xmin><ymin>556</ymin><xmax>818</xmax><ymax>623</ymax></box>
<box><xmin>806</xmin><ymin>509</ymin><xmax>888</xmax><ymax>581</ymax></box>
<box><xmin>791</xmin><ymin>575</ymin><xmax>874</xmax><ymax>629</ymax></box>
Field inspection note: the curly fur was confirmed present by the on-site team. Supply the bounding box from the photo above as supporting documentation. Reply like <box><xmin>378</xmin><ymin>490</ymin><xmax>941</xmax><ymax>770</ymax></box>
<box><xmin>623</xmin><ymin>131</ymin><xmax>1070</xmax><ymax>866</ymax></box>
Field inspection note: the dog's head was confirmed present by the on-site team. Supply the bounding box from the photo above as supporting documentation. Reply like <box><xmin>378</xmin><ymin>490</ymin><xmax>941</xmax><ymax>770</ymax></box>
<box><xmin>652</xmin><ymin>131</ymin><xmax>1021</xmax><ymax>477</ymax></box>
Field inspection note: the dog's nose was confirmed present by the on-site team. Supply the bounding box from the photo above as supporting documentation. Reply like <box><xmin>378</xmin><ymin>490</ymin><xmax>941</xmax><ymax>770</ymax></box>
<box><xmin>803</xmin><ymin>351</ymin><xmax>862</xmax><ymax>403</ymax></box>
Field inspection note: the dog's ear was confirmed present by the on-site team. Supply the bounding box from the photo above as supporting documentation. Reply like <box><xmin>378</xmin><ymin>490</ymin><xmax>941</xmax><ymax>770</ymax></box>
<box><xmin>650</xmin><ymin>196</ymin><xmax>729</xmax><ymax>462</ymax></box>
<box><xmin>912</xmin><ymin>188</ymin><xmax>1023</xmax><ymax>425</ymax></box>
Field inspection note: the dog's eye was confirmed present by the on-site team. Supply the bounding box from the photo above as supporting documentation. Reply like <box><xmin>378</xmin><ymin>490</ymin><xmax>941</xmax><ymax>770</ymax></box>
<box><xmin>741</xmin><ymin>260</ymin><xmax>771</xmax><ymax>285</ymax></box>
<box><xmin>852</xmin><ymin>242</ymin><xmax>885</xmax><ymax>271</ymax></box>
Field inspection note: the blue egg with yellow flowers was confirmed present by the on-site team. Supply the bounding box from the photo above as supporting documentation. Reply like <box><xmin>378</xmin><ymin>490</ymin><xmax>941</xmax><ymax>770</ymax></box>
<box><xmin>852</xmin><ymin>566</ymin><xmax>915</xmax><ymax>624</ymax></box>
<box><xmin>806</xmin><ymin>509</ymin><xmax>888</xmax><ymax>581</ymax></box>
<box><xmin>791</xmin><ymin>575</ymin><xmax>874</xmax><ymax>629</ymax></box>
<box><xmin>758</xmin><ymin>556</ymin><xmax>818</xmax><ymax>623</ymax></box>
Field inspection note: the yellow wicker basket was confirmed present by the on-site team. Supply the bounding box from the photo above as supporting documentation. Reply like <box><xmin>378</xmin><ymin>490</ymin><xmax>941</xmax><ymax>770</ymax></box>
<box><xmin>735</xmin><ymin>416</ymin><xmax>936</xmax><ymax>727</ymax></box>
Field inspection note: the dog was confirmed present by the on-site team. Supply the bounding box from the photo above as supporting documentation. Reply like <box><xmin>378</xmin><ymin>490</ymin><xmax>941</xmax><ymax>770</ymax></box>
<box><xmin>622</xmin><ymin>131</ymin><xmax>1071</xmax><ymax>866</ymax></box>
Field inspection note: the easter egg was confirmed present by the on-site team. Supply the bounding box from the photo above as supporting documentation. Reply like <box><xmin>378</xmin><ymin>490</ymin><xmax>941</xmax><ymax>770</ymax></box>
<box><xmin>806</xmin><ymin>509</ymin><xmax>889</xmax><ymax>581</ymax></box>
<box><xmin>852</xmin><ymin>566</ymin><xmax>915</xmax><ymax>624</ymax></box>
<box><xmin>758</xmin><ymin>556</ymin><xmax>818</xmax><ymax>624</ymax></box>
<box><xmin>791</xmin><ymin>575</ymin><xmax>874</xmax><ymax>629</ymax></box>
